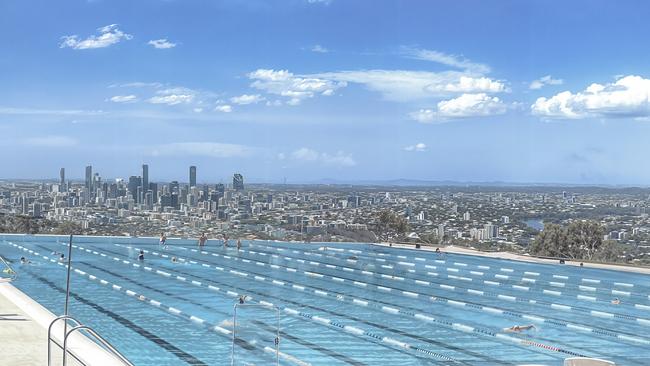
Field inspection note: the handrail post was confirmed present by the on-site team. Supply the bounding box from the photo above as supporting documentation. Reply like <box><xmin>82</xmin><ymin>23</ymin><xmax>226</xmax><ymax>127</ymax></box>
<box><xmin>63</xmin><ymin>325</ymin><xmax>134</xmax><ymax>366</ymax></box>
<box><xmin>63</xmin><ymin>233</ymin><xmax>73</xmax><ymax>358</ymax></box>
<box><xmin>48</xmin><ymin>315</ymin><xmax>82</xmax><ymax>366</ymax></box>
<box><xmin>231</xmin><ymin>303</ymin><xmax>280</xmax><ymax>366</ymax></box>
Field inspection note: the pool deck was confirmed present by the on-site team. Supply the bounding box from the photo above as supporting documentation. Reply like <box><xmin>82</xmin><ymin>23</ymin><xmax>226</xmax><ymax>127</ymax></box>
<box><xmin>0</xmin><ymin>282</ymin><xmax>127</xmax><ymax>366</ymax></box>
<box><xmin>373</xmin><ymin>242</ymin><xmax>650</xmax><ymax>275</ymax></box>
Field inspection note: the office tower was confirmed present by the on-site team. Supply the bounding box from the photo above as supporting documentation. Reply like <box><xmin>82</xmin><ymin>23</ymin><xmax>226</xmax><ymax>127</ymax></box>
<box><xmin>145</xmin><ymin>190</ymin><xmax>153</xmax><ymax>210</ymax></box>
<box><xmin>85</xmin><ymin>165</ymin><xmax>93</xmax><ymax>191</ymax></box>
<box><xmin>170</xmin><ymin>181</ymin><xmax>179</xmax><ymax>194</ymax></box>
<box><xmin>142</xmin><ymin>164</ymin><xmax>149</xmax><ymax>193</ymax></box>
<box><xmin>202</xmin><ymin>184</ymin><xmax>209</xmax><ymax>202</ymax></box>
<box><xmin>128</xmin><ymin>176</ymin><xmax>142</xmax><ymax>201</ymax></box>
<box><xmin>233</xmin><ymin>173</ymin><xmax>244</xmax><ymax>191</ymax></box>
<box><xmin>59</xmin><ymin>168</ymin><xmax>65</xmax><ymax>185</ymax></box>
<box><xmin>215</xmin><ymin>183</ymin><xmax>225</xmax><ymax>196</ymax></box>
<box><xmin>149</xmin><ymin>182</ymin><xmax>158</xmax><ymax>203</ymax></box>
<box><xmin>136</xmin><ymin>186</ymin><xmax>143</xmax><ymax>204</ymax></box>
<box><xmin>189</xmin><ymin>166</ymin><xmax>197</xmax><ymax>187</ymax></box>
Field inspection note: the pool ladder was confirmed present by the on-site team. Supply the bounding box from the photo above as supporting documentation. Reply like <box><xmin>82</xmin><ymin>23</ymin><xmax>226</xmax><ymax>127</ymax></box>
<box><xmin>0</xmin><ymin>255</ymin><xmax>17</xmax><ymax>282</ymax></box>
<box><xmin>47</xmin><ymin>315</ymin><xmax>134</xmax><ymax>366</ymax></box>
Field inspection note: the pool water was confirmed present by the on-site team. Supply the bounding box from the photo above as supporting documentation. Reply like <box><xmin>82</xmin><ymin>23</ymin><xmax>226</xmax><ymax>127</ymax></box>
<box><xmin>1</xmin><ymin>235</ymin><xmax>649</xmax><ymax>365</ymax></box>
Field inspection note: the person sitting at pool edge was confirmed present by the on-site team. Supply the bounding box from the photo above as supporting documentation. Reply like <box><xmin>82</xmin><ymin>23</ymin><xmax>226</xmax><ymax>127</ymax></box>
<box><xmin>504</xmin><ymin>324</ymin><xmax>536</xmax><ymax>333</ymax></box>
<box><xmin>138</xmin><ymin>250</ymin><xmax>145</xmax><ymax>261</ymax></box>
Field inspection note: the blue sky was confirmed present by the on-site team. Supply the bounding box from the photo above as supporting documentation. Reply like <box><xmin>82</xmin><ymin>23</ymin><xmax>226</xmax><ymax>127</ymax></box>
<box><xmin>2</xmin><ymin>0</ymin><xmax>650</xmax><ymax>184</ymax></box>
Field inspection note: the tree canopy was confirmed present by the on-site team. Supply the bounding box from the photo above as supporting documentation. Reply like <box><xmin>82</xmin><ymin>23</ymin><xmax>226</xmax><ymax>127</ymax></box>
<box><xmin>529</xmin><ymin>220</ymin><xmax>609</xmax><ymax>260</ymax></box>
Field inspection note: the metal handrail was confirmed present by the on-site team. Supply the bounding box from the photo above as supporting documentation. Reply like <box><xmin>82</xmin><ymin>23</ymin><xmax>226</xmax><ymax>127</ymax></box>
<box><xmin>63</xmin><ymin>325</ymin><xmax>134</xmax><ymax>366</ymax></box>
<box><xmin>0</xmin><ymin>255</ymin><xmax>17</xmax><ymax>282</ymax></box>
<box><xmin>231</xmin><ymin>303</ymin><xmax>280</xmax><ymax>366</ymax></box>
<box><xmin>48</xmin><ymin>315</ymin><xmax>84</xmax><ymax>366</ymax></box>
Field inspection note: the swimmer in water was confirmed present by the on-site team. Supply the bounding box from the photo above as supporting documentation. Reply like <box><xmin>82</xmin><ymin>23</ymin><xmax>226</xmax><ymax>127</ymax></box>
<box><xmin>171</xmin><ymin>257</ymin><xmax>178</xmax><ymax>263</ymax></box>
<box><xmin>59</xmin><ymin>254</ymin><xmax>65</xmax><ymax>262</ymax></box>
<box><xmin>20</xmin><ymin>257</ymin><xmax>31</xmax><ymax>264</ymax></box>
<box><xmin>239</xmin><ymin>295</ymin><xmax>247</xmax><ymax>304</ymax></box>
<box><xmin>504</xmin><ymin>324</ymin><xmax>536</xmax><ymax>333</ymax></box>
<box><xmin>611</xmin><ymin>298</ymin><xmax>621</xmax><ymax>305</ymax></box>
<box><xmin>138</xmin><ymin>250</ymin><xmax>144</xmax><ymax>261</ymax></box>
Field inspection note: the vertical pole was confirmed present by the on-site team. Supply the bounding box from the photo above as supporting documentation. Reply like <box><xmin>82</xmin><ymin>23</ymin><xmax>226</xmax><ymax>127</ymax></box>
<box><xmin>62</xmin><ymin>234</ymin><xmax>73</xmax><ymax>359</ymax></box>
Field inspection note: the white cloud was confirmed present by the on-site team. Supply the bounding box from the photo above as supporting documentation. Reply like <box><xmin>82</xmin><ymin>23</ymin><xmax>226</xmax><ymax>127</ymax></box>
<box><xmin>215</xmin><ymin>105</ymin><xmax>233</xmax><ymax>113</ymax></box>
<box><xmin>313</xmin><ymin>70</ymin><xmax>505</xmax><ymax>102</ymax></box>
<box><xmin>401</xmin><ymin>47</ymin><xmax>490</xmax><ymax>74</ymax></box>
<box><xmin>311</xmin><ymin>45</ymin><xmax>329</xmax><ymax>53</ymax></box>
<box><xmin>531</xmin><ymin>75</ymin><xmax>650</xmax><ymax>119</ymax></box>
<box><xmin>24</xmin><ymin>136</ymin><xmax>78</xmax><ymax>147</ymax></box>
<box><xmin>148</xmin><ymin>38</ymin><xmax>176</xmax><ymax>49</ymax></box>
<box><xmin>147</xmin><ymin>87</ymin><xmax>196</xmax><ymax>105</ymax></box>
<box><xmin>404</xmin><ymin>143</ymin><xmax>427</xmax><ymax>152</ymax></box>
<box><xmin>151</xmin><ymin>142</ymin><xmax>253</xmax><ymax>158</ymax></box>
<box><xmin>230</xmin><ymin>94</ymin><xmax>264</xmax><ymax>105</ymax></box>
<box><xmin>248</xmin><ymin>69</ymin><xmax>346</xmax><ymax>105</ymax></box>
<box><xmin>290</xmin><ymin>147</ymin><xmax>356</xmax><ymax>167</ymax></box>
<box><xmin>0</xmin><ymin>106</ymin><xmax>104</xmax><ymax>116</ymax></box>
<box><xmin>60</xmin><ymin>24</ymin><xmax>132</xmax><ymax>50</ymax></box>
<box><xmin>529</xmin><ymin>75</ymin><xmax>564</xmax><ymax>90</ymax></box>
<box><xmin>410</xmin><ymin>93</ymin><xmax>507</xmax><ymax>123</ymax></box>
<box><xmin>109</xmin><ymin>95</ymin><xmax>137</xmax><ymax>103</ymax></box>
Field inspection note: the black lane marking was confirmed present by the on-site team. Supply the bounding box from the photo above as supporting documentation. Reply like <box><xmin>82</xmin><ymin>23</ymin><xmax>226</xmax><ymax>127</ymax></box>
<box><xmin>93</xmin><ymin>247</ymin><xmax>439</xmax><ymax>365</ymax></box>
<box><xmin>25</xmin><ymin>269</ymin><xmax>208</xmax><ymax>366</ymax></box>
<box><xmin>99</xmin><ymin>246</ymin><xmax>471</xmax><ymax>365</ymax></box>
<box><xmin>78</xmin><ymin>260</ymin><xmax>368</xmax><ymax>366</ymax></box>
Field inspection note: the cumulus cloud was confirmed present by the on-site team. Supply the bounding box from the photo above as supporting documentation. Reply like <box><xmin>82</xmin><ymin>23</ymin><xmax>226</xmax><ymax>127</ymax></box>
<box><xmin>215</xmin><ymin>105</ymin><xmax>233</xmax><ymax>113</ymax></box>
<box><xmin>147</xmin><ymin>87</ymin><xmax>196</xmax><ymax>105</ymax></box>
<box><xmin>248</xmin><ymin>69</ymin><xmax>346</xmax><ymax>105</ymax></box>
<box><xmin>23</xmin><ymin>136</ymin><xmax>78</xmax><ymax>147</ymax></box>
<box><xmin>529</xmin><ymin>75</ymin><xmax>563</xmax><ymax>90</ymax></box>
<box><xmin>290</xmin><ymin>147</ymin><xmax>356</xmax><ymax>167</ymax></box>
<box><xmin>60</xmin><ymin>24</ymin><xmax>132</xmax><ymax>50</ymax></box>
<box><xmin>410</xmin><ymin>93</ymin><xmax>507</xmax><ymax>123</ymax></box>
<box><xmin>531</xmin><ymin>75</ymin><xmax>650</xmax><ymax>119</ymax></box>
<box><xmin>404</xmin><ymin>143</ymin><xmax>427</xmax><ymax>152</ymax></box>
<box><xmin>109</xmin><ymin>95</ymin><xmax>137</xmax><ymax>103</ymax></box>
<box><xmin>311</xmin><ymin>45</ymin><xmax>329</xmax><ymax>53</ymax></box>
<box><xmin>151</xmin><ymin>142</ymin><xmax>253</xmax><ymax>158</ymax></box>
<box><xmin>230</xmin><ymin>94</ymin><xmax>264</xmax><ymax>105</ymax></box>
<box><xmin>148</xmin><ymin>39</ymin><xmax>176</xmax><ymax>49</ymax></box>
<box><xmin>313</xmin><ymin>70</ymin><xmax>505</xmax><ymax>102</ymax></box>
<box><xmin>401</xmin><ymin>47</ymin><xmax>490</xmax><ymax>74</ymax></box>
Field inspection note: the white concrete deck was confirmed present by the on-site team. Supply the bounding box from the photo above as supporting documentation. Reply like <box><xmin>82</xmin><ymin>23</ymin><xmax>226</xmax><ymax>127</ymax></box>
<box><xmin>0</xmin><ymin>282</ymin><xmax>128</xmax><ymax>366</ymax></box>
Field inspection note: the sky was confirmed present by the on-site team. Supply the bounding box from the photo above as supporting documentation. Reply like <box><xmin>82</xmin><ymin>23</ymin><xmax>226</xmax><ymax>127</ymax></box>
<box><xmin>2</xmin><ymin>0</ymin><xmax>650</xmax><ymax>185</ymax></box>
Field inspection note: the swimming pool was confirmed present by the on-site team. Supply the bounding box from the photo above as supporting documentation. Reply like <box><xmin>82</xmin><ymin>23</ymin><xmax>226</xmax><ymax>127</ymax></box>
<box><xmin>1</xmin><ymin>234</ymin><xmax>649</xmax><ymax>365</ymax></box>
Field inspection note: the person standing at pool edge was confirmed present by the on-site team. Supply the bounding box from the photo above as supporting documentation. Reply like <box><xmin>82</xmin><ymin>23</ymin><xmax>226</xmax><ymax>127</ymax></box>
<box><xmin>237</xmin><ymin>239</ymin><xmax>242</xmax><ymax>251</ymax></box>
<box><xmin>159</xmin><ymin>232</ymin><xmax>167</xmax><ymax>249</ymax></box>
<box><xmin>198</xmin><ymin>233</ymin><xmax>207</xmax><ymax>248</ymax></box>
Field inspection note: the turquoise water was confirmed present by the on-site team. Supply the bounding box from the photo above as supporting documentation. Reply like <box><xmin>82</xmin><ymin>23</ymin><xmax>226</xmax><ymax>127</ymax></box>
<box><xmin>1</xmin><ymin>235</ymin><xmax>649</xmax><ymax>365</ymax></box>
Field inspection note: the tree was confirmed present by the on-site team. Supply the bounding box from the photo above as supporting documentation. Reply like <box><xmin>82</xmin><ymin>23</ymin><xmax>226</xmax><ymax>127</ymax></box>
<box><xmin>529</xmin><ymin>220</ymin><xmax>605</xmax><ymax>260</ymax></box>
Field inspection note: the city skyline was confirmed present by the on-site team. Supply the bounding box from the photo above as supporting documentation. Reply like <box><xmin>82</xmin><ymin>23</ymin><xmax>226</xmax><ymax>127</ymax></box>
<box><xmin>4</xmin><ymin>1</ymin><xmax>650</xmax><ymax>184</ymax></box>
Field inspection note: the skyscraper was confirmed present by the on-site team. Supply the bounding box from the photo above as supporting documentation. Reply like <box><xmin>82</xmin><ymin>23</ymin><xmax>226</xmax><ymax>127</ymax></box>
<box><xmin>189</xmin><ymin>166</ymin><xmax>197</xmax><ymax>187</ymax></box>
<box><xmin>85</xmin><ymin>165</ymin><xmax>93</xmax><ymax>191</ymax></box>
<box><xmin>59</xmin><ymin>168</ymin><xmax>65</xmax><ymax>185</ymax></box>
<box><xmin>233</xmin><ymin>173</ymin><xmax>244</xmax><ymax>191</ymax></box>
<box><xmin>142</xmin><ymin>164</ymin><xmax>149</xmax><ymax>193</ymax></box>
<box><xmin>128</xmin><ymin>176</ymin><xmax>142</xmax><ymax>201</ymax></box>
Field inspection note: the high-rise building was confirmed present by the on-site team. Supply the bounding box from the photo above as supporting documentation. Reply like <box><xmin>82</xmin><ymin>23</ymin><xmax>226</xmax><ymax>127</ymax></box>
<box><xmin>189</xmin><ymin>166</ymin><xmax>197</xmax><ymax>187</ymax></box>
<box><xmin>149</xmin><ymin>182</ymin><xmax>158</xmax><ymax>203</ymax></box>
<box><xmin>128</xmin><ymin>176</ymin><xmax>142</xmax><ymax>201</ymax></box>
<box><xmin>233</xmin><ymin>173</ymin><xmax>244</xmax><ymax>191</ymax></box>
<box><xmin>59</xmin><ymin>168</ymin><xmax>65</xmax><ymax>185</ymax></box>
<box><xmin>142</xmin><ymin>164</ymin><xmax>149</xmax><ymax>193</ymax></box>
<box><xmin>85</xmin><ymin>165</ymin><xmax>93</xmax><ymax>192</ymax></box>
